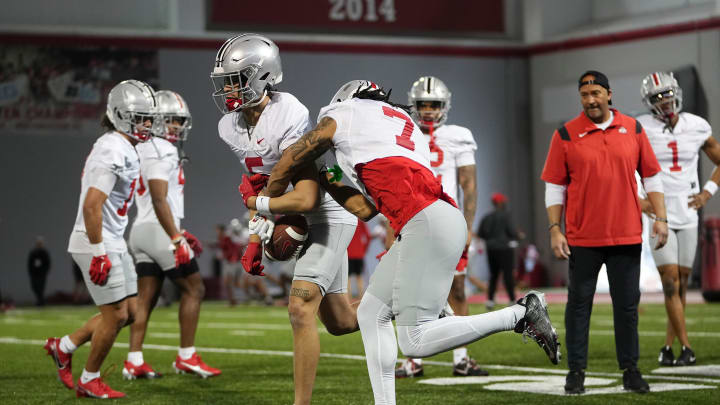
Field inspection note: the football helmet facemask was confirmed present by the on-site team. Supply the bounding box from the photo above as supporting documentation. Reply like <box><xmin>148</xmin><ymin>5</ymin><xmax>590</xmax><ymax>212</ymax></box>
<box><xmin>156</xmin><ymin>90</ymin><xmax>192</xmax><ymax>143</ymax></box>
<box><xmin>106</xmin><ymin>79</ymin><xmax>159</xmax><ymax>142</ymax></box>
<box><xmin>408</xmin><ymin>76</ymin><xmax>451</xmax><ymax>129</ymax></box>
<box><xmin>641</xmin><ymin>72</ymin><xmax>683</xmax><ymax>124</ymax></box>
<box><xmin>211</xmin><ymin>33</ymin><xmax>283</xmax><ymax>113</ymax></box>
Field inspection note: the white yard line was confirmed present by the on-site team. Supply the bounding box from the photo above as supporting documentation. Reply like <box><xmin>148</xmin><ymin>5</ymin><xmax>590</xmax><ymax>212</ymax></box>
<box><xmin>3</xmin><ymin>336</ymin><xmax>719</xmax><ymax>385</ymax></box>
<box><xmin>5</xmin><ymin>317</ymin><xmax>718</xmax><ymax>337</ymax></box>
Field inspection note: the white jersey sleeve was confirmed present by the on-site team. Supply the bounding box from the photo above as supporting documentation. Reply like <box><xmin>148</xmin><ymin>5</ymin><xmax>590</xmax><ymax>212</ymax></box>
<box><xmin>68</xmin><ymin>132</ymin><xmax>140</xmax><ymax>254</ymax></box>
<box><xmin>217</xmin><ymin>92</ymin><xmax>356</xmax><ymax>226</ymax></box>
<box><xmin>638</xmin><ymin>112</ymin><xmax>712</xmax><ymax>228</ymax></box>
<box><xmin>132</xmin><ymin>138</ymin><xmax>184</xmax><ymax>229</ymax></box>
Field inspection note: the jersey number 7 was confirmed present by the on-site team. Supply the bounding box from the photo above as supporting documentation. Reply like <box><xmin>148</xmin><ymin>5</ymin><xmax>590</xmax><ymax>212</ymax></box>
<box><xmin>382</xmin><ymin>106</ymin><xmax>415</xmax><ymax>151</ymax></box>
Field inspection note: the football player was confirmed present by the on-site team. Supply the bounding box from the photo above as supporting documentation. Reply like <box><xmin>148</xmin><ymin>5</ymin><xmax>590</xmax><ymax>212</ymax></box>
<box><xmin>638</xmin><ymin>72</ymin><xmax>720</xmax><ymax>366</ymax></box>
<box><xmin>261</xmin><ymin>80</ymin><xmax>559</xmax><ymax>404</ymax></box>
<box><xmin>212</xmin><ymin>34</ymin><xmax>358</xmax><ymax>405</ymax></box>
<box><xmin>44</xmin><ymin>80</ymin><xmax>157</xmax><ymax>398</ymax></box>
<box><xmin>395</xmin><ymin>76</ymin><xmax>485</xmax><ymax>378</ymax></box>
<box><xmin>124</xmin><ymin>90</ymin><xmax>220</xmax><ymax>380</ymax></box>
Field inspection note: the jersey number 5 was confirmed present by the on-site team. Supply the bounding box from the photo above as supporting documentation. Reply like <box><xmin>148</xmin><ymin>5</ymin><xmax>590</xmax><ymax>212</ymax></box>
<box><xmin>382</xmin><ymin>106</ymin><xmax>415</xmax><ymax>151</ymax></box>
<box><xmin>667</xmin><ymin>141</ymin><xmax>682</xmax><ymax>172</ymax></box>
<box><xmin>245</xmin><ymin>157</ymin><xmax>264</xmax><ymax>174</ymax></box>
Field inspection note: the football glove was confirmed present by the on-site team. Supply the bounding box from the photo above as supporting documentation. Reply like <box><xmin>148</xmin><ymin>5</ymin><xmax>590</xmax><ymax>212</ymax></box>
<box><xmin>456</xmin><ymin>247</ymin><xmax>469</xmax><ymax>271</ymax></box>
<box><xmin>241</xmin><ymin>241</ymin><xmax>265</xmax><ymax>276</ymax></box>
<box><xmin>249</xmin><ymin>214</ymin><xmax>275</xmax><ymax>243</ymax></box>
<box><xmin>89</xmin><ymin>255</ymin><xmax>112</xmax><ymax>286</ymax></box>
<box><xmin>182</xmin><ymin>230</ymin><xmax>203</xmax><ymax>256</ymax></box>
<box><xmin>171</xmin><ymin>234</ymin><xmax>192</xmax><ymax>267</ymax></box>
<box><xmin>238</xmin><ymin>173</ymin><xmax>269</xmax><ymax>208</ymax></box>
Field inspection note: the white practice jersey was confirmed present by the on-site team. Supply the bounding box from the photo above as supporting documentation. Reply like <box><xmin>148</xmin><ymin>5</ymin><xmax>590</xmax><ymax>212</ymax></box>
<box><xmin>68</xmin><ymin>132</ymin><xmax>140</xmax><ymax>253</ymax></box>
<box><xmin>133</xmin><ymin>137</ymin><xmax>184</xmax><ymax>229</ymax></box>
<box><xmin>637</xmin><ymin>112</ymin><xmax>712</xmax><ymax>228</ymax></box>
<box><xmin>425</xmin><ymin>124</ymin><xmax>477</xmax><ymax>203</ymax></box>
<box><xmin>218</xmin><ymin>92</ymin><xmax>355</xmax><ymax>225</ymax></box>
<box><xmin>317</xmin><ymin>98</ymin><xmax>432</xmax><ymax>200</ymax></box>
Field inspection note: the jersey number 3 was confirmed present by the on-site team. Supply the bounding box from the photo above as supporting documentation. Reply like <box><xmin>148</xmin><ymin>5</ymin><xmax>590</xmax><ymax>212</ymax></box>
<box><xmin>667</xmin><ymin>141</ymin><xmax>682</xmax><ymax>172</ymax></box>
<box><xmin>382</xmin><ymin>106</ymin><xmax>415</xmax><ymax>151</ymax></box>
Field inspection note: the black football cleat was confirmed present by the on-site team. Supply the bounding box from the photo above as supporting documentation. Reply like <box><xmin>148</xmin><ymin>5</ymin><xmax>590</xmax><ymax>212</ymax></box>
<box><xmin>514</xmin><ymin>291</ymin><xmax>560</xmax><ymax>365</ymax></box>
<box><xmin>658</xmin><ymin>346</ymin><xmax>674</xmax><ymax>366</ymax></box>
<box><xmin>674</xmin><ymin>346</ymin><xmax>696</xmax><ymax>366</ymax></box>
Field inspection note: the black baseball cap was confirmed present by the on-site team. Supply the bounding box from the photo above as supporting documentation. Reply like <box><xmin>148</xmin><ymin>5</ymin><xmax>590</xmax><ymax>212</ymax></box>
<box><xmin>578</xmin><ymin>70</ymin><xmax>612</xmax><ymax>104</ymax></box>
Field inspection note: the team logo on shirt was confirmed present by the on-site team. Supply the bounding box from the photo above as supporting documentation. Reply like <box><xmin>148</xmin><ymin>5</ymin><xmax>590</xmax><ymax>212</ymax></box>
<box><xmin>619</xmin><ymin>126</ymin><xmax>627</xmax><ymax>133</ymax></box>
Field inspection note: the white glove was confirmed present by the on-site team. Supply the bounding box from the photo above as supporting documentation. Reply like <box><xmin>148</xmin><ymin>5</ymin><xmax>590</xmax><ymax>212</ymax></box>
<box><xmin>249</xmin><ymin>214</ymin><xmax>275</xmax><ymax>243</ymax></box>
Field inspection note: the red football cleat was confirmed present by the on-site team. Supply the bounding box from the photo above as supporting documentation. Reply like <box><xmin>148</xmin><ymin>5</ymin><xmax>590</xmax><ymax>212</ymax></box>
<box><xmin>76</xmin><ymin>377</ymin><xmax>126</xmax><ymax>399</ymax></box>
<box><xmin>122</xmin><ymin>361</ymin><xmax>162</xmax><ymax>380</ymax></box>
<box><xmin>44</xmin><ymin>337</ymin><xmax>73</xmax><ymax>389</ymax></box>
<box><xmin>172</xmin><ymin>353</ymin><xmax>221</xmax><ymax>379</ymax></box>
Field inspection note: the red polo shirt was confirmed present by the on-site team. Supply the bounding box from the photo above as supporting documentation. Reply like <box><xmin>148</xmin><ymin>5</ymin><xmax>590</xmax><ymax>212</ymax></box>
<box><xmin>541</xmin><ymin>109</ymin><xmax>661</xmax><ymax>247</ymax></box>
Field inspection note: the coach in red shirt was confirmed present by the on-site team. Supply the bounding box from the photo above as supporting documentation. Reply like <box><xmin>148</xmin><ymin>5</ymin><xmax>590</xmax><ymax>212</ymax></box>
<box><xmin>541</xmin><ymin>70</ymin><xmax>669</xmax><ymax>395</ymax></box>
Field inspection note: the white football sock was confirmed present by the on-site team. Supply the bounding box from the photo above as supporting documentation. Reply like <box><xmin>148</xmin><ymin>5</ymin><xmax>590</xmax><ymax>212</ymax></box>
<box><xmin>178</xmin><ymin>346</ymin><xmax>196</xmax><ymax>360</ymax></box>
<box><xmin>453</xmin><ymin>347</ymin><xmax>468</xmax><ymax>365</ymax></box>
<box><xmin>59</xmin><ymin>335</ymin><xmax>77</xmax><ymax>354</ymax></box>
<box><xmin>81</xmin><ymin>369</ymin><xmax>101</xmax><ymax>384</ymax></box>
<box><xmin>397</xmin><ymin>304</ymin><xmax>525</xmax><ymax>359</ymax></box>
<box><xmin>127</xmin><ymin>351</ymin><xmax>144</xmax><ymax>366</ymax></box>
<box><xmin>358</xmin><ymin>292</ymin><xmax>397</xmax><ymax>405</ymax></box>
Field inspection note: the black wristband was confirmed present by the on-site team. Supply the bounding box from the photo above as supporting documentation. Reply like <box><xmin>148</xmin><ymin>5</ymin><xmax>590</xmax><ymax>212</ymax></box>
<box><xmin>654</xmin><ymin>217</ymin><xmax>668</xmax><ymax>223</ymax></box>
<box><xmin>548</xmin><ymin>222</ymin><xmax>560</xmax><ymax>231</ymax></box>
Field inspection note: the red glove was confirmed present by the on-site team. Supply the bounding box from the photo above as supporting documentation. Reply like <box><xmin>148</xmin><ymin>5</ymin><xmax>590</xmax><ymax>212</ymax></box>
<box><xmin>238</xmin><ymin>173</ymin><xmax>270</xmax><ymax>207</ymax></box>
<box><xmin>89</xmin><ymin>255</ymin><xmax>112</xmax><ymax>285</ymax></box>
<box><xmin>171</xmin><ymin>234</ymin><xmax>192</xmax><ymax>267</ymax></box>
<box><xmin>376</xmin><ymin>250</ymin><xmax>388</xmax><ymax>261</ymax></box>
<box><xmin>183</xmin><ymin>230</ymin><xmax>203</xmax><ymax>256</ymax></box>
<box><xmin>455</xmin><ymin>247</ymin><xmax>469</xmax><ymax>271</ymax></box>
<box><xmin>241</xmin><ymin>241</ymin><xmax>265</xmax><ymax>276</ymax></box>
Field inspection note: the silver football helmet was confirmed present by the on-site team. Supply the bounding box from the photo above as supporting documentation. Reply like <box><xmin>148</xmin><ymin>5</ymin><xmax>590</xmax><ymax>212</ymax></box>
<box><xmin>156</xmin><ymin>90</ymin><xmax>192</xmax><ymax>142</ymax></box>
<box><xmin>408</xmin><ymin>76</ymin><xmax>451</xmax><ymax>129</ymax></box>
<box><xmin>106</xmin><ymin>79</ymin><xmax>158</xmax><ymax>142</ymax></box>
<box><xmin>641</xmin><ymin>71</ymin><xmax>683</xmax><ymax>123</ymax></box>
<box><xmin>329</xmin><ymin>80</ymin><xmax>382</xmax><ymax>104</ymax></box>
<box><xmin>211</xmin><ymin>33</ymin><xmax>283</xmax><ymax>113</ymax></box>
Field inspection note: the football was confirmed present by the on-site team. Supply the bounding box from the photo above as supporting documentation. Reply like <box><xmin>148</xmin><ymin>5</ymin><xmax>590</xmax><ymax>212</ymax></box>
<box><xmin>264</xmin><ymin>215</ymin><xmax>308</xmax><ymax>261</ymax></box>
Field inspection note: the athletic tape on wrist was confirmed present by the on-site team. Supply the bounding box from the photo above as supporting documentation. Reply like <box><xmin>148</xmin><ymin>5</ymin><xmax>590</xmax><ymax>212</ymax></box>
<box><xmin>90</xmin><ymin>242</ymin><xmax>106</xmax><ymax>257</ymax></box>
<box><xmin>256</xmin><ymin>196</ymin><xmax>272</xmax><ymax>216</ymax></box>
<box><xmin>704</xmin><ymin>181</ymin><xmax>718</xmax><ymax>196</ymax></box>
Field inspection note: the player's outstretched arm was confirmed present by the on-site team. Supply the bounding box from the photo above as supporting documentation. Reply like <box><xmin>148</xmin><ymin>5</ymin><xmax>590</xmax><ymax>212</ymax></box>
<box><xmin>266</xmin><ymin>117</ymin><xmax>336</xmax><ymax>198</ymax></box>
<box><xmin>318</xmin><ymin>169</ymin><xmax>378</xmax><ymax>221</ymax></box>
<box><xmin>83</xmin><ymin>187</ymin><xmax>108</xmax><ymax>244</ymax></box>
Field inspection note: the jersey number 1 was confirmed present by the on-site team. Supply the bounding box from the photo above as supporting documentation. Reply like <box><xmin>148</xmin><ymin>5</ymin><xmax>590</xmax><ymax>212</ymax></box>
<box><xmin>382</xmin><ymin>106</ymin><xmax>415</xmax><ymax>151</ymax></box>
<box><xmin>667</xmin><ymin>141</ymin><xmax>682</xmax><ymax>172</ymax></box>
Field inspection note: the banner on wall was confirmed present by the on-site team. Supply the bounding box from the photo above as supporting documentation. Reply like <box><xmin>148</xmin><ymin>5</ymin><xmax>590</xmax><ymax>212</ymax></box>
<box><xmin>0</xmin><ymin>45</ymin><xmax>158</xmax><ymax>136</ymax></box>
<box><xmin>206</xmin><ymin>0</ymin><xmax>505</xmax><ymax>36</ymax></box>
